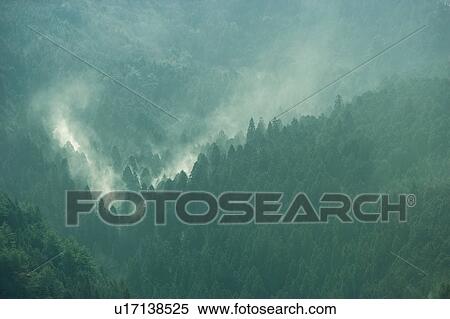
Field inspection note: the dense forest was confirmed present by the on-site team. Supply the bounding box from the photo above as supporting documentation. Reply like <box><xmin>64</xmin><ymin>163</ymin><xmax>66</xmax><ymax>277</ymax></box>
<box><xmin>0</xmin><ymin>193</ymin><xmax>128</xmax><ymax>298</ymax></box>
<box><xmin>0</xmin><ymin>1</ymin><xmax>449</xmax><ymax>298</ymax></box>
<box><xmin>123</xmin><ymin>78</ymin><xmax>450</xmax><ymax>298</ymax></box>
<box><xmin>1</xmin><ymin>79</ymin><xmax>449</xmax><ymax>299</ymax></box>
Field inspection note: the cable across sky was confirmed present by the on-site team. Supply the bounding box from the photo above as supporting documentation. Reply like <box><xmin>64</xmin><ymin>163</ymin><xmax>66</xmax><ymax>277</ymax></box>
<box><xmin>27</xmin><ymin>25</ymin><xmax>180</xmax><ymax>122</ymax></box>
<box><xmin>273</xmin><ymin>24</ymin><xmax>428</xmax><ymax>120</ymax></box>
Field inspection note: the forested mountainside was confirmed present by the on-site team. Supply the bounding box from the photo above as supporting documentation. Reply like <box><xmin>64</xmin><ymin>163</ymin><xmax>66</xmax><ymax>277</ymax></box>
<box><xmin>1</xmin><ymin>1</ymin><xmax>449</xmax><ymax>154</ymax></box>
<box><xmin>1</xmin><ymin>78</ymin><xmax>449</xmax><ymax>298</ymax></box>
<box><xmin>0</xmin><ymin>193</ymin><xmax>128</xmax><ymax>298</ymax></box>
<box><xmin>0</xmin><ymin>1</ymin><xmax>449</xmax><ymax>299</ymax></box>
<box><xmin>121</xmin><ymin>78</ymin><xmax>449</xmax><ymax>298</ymax></box>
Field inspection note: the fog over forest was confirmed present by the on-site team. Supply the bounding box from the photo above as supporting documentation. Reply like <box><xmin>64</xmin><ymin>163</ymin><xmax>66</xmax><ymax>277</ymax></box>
<box><xmin>0</xmin><ymin>0</ymin><xmax>449</xmax><ymax>298</ymax></box>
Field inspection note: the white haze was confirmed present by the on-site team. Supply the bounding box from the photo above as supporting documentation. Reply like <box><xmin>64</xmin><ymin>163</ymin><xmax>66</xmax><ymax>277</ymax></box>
<box><xmin>21</xmin><ymin>0</ymin><xmax>446</xmax><ymax>184</ymax></box>
<box><xmin>31</xmin><ymin>75</ymin><xmax>122</xmax><ymax>191</ymax></box>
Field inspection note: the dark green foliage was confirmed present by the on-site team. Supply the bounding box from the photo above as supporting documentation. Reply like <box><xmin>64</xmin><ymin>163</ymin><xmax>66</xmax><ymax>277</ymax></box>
<box><xmin>139</xmin><ymin>78</ymin><xmax>450</xmax><ymax>298</ymax></box>
<box><xmin>0</xmin><ymin>194</ymin><xmax>128</xmax><ymax>298</ymax></box>
<box><xmin>0</xmin><ymin>0</ymin><xmax>449</xmax><ymax>300</ymax></box>
<box><xmin>122</xmin><ymin>165</ymin><xmax>141</xmax><ymax>191</ymax></box>
<box><xmin>1</xmin><ymin>78</ymin><xmax>448</xmax><ymax>298</ymax></box>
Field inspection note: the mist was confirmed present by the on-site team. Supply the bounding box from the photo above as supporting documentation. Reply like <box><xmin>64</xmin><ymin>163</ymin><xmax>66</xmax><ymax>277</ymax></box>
<box><xmin>1</xmin><ymin>0</ymin><xmax>449</xmax><ymax>186</ymax></box>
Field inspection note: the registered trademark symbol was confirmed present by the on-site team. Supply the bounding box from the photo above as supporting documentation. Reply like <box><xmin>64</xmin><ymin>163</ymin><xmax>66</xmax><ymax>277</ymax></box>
<box><xmin>407</xmin><ymin>194</ymin><xmax>416</xmax><ymax>207</ymax></box>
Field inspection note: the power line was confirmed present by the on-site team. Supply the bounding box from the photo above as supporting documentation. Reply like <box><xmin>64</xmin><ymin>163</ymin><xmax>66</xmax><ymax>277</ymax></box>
<box><xmin>27</xmin><ymin>251</ymin><xmax>65</xmax><ymax>274</ymax></box>
<box><xmin>390</xmin><ymin>251</ymin><xmax>428</xmax><ymax>276</ymax></box>
<box><xmin>273</xmin><ymin>24</ymin><xmax>428</xmax><ymax>119</ymax></box>
<box><xmin>27</xmin><ymin>25</ymin><xmax>180</xmax><ymax>122</ymax></box>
